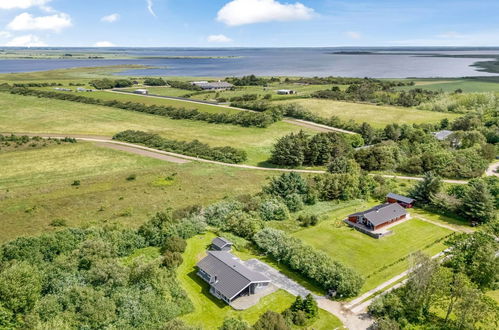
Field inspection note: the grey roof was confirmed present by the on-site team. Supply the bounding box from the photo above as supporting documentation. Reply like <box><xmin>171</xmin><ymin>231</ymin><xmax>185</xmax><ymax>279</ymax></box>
<box><xmin>350</xmin><ymin>203</ymin><xmax>407</xmax><ymax>226</ymax></box>
<box><xmin>193</xmin><ymin>81</ymin><xmax>233</xmax><ymax>89</ymax></box>
<box><xmin>211</xmin><ymin>237</ymin><xmax>232</xmax><ymax>249</ymax></box>
<box><xmin>197</xmin><ymin>251</ymin><xmax>270</xmax><ymax>300</ymax></box>
<box><xmin>386</xmin><ymin>193</ymin><xmax>415</xmax><ymax>204</ymax></box>
<box><xmin>433</xmin><ymin>130</ymin><xmax>453</xmax><ymax>141</ymax></box>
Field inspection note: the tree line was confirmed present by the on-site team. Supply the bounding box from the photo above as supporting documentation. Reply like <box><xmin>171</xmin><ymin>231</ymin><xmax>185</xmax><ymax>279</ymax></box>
<box><xmin>113</xmin><ymin>130</ymin><xmax>248</xmax><ymax>164</ymax></box>
<box><xmin>90</xmin><ymin>78</ymin><xmax>133</xmax><ymax>89</ymax></box>
<box><xmin>6</xmin><ymin>87</ymin><xmax>281</xmax><ymax>128</ymax></box>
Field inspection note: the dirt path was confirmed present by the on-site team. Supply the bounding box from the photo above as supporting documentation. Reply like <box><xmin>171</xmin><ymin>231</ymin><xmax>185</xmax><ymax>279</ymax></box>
<box><xmin>94</xmin><ymin>142</ymin><xmax>190</xmax><ymax>164</ymax></box>
<box><xmin>317</xmin><ymin>299</ymin><xmax>373</xmax><ymax>329</ymax></box>
<box><xmin>107</xmin><ymin>89</ymin><xmax>357</xmax><ymax>135</ymax></box>
<box><xmin>0</xmin><ymin>132</ymin><xmax>479</xmax><ymax>183</ymax></box>
<box><xmin>415</xmin><ymin>215</ymin><xmax>474</xmax><ymax>234</ymax></box>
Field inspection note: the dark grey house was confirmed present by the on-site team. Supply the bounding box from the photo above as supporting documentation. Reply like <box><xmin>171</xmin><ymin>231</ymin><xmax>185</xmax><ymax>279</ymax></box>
<box><xmin>386</xmin><ymin>193</ymin><xmax>415</xmax><ymax>208</ymax></box>
<box><xmin>192</xmin><ymin>81</ymin><xmax>234</xmax><ymax>90</ymax></box>
<box><xmin>348</xmin><ymin>203</ymin><xmax>407</xmax><ymax>230</ymax></box>
<box><xmin>196</xmin><ymin>251</ymin><xmax>270</xmax><ymax>304</ymax></box>
<box><xmin>211</xmin><ymin>237</ymin><xmax>233</xmax><ymax>251</ymax></box>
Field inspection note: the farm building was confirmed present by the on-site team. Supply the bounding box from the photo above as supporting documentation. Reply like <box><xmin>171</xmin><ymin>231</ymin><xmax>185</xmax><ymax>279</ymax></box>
<box><xmin>197</xmin><ymin>251</ymin><xmax>270</xmax><ymax>304</ymax></box>
<box><xmin>348</xmin><ymin>203</ymin><xmax>407</xmax><ymax>231</ymax></box>
<box><xmin>134</xmin><ymin>89</ymin><xmax>149</xmax><ymax>95</ymax></box>
<box><xmin>211</xmin><ymin>237</ymin><xmax>233</xmax><ymax>251</ymax></box>
<box><xmin>386</xmin><ymin>193</ymin><xmax>415</xmax><ymax>208</ymax></box>
<box><xmin>191</xmin><ymin>81</ymin><xmax>234</xmax><ymax>90</ymax></box>
<box><xmin>276</xmin><ymin>89</ymin><xmax>296</xmax><ymax>95</ymax></box>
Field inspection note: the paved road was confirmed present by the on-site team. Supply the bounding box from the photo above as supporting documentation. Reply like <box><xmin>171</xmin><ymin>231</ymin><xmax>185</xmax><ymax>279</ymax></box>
<box><xmin>108</xmin><ymin>89</ymin><xmax>357</xmax><ymax>135</ymax></box>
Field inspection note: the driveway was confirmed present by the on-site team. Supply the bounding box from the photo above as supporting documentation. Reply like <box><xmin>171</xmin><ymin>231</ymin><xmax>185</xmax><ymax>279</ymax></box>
<box><xmin>243</xmin><ymin>259</ymin><xmax>321</xmax><ymax>299</ymax></box>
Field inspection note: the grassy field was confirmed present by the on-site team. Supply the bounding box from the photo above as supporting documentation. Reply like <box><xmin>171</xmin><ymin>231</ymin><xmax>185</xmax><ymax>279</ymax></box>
<box><xmin>0</xmin><ymin>92</ymin><xmax>315</xmax><ymax>165</ymax></box>
<box><xmin>177</xmin><ymin>232</ymin><xmax>342</xmax><ymax>329</ymax></box>
<box><xmin>398</xmin><ymin>78</ymin><xmax>499</xmax><ymax>93</ymax></box>
<box><xmin>274</xmin><ymin>99</ymin><xmax>460</xmax><ymax>128</ymax></box>
<box><xmin>73</xmin><ymin>91</ymin><xmax>242</xmax><ymax>115</ymax></box>
<box><xmin>290</xmin><ymin>201</ymin><xmax>454</xmax><ymax>293</ymax></box>
<box><xmin>0</xmin><ymin>142</ymin><xmax>277</xmax><ymax>243</ymax></box>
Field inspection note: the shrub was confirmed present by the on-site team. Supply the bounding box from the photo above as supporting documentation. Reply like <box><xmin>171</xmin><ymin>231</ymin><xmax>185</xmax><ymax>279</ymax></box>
<box><xmin>161</xmin><ymin>236</ymin><xmax>187</xmax><ymax>253</ymax></box>
<box><xmin>126</xmin><ymin>174</ymin><xmax>137</xmax><ymax>181</ymax></box>
<box><xmin>71</xmin><ymin>180</ymin><xmax>80</xmax><ymax>186</ymax></box>
<box><xmin>259</xmin><ymin>199</ymin><xmax>290</xmax><ymax>221</ymax></box>
<box><xmin>50</xmin><ymin>219</ymin><xmax>67</xmax><ymax>227</ymax></box>
<box><xmin>162</xmin><ymin>251</ymin><xmax>183</xmax><ymax>268</ymax></box>
<box><xmin>284</xmin><ymin>193</ymin><xmax>304</xmax><ymax>212</ymax></box>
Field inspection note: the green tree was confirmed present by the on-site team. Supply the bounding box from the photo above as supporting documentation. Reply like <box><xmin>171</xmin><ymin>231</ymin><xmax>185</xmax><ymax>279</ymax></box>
<box><xmin>460</xmin><ymin>180</ymin><xmax>496</xmax><ymax>224</ymax></box>
<box><xmin>252</xmin><ymin>311</ymin><xmax>290</xmax><ymax>330</ymax></box>
<box><xmin>219</xmin><ymin>317</ymin><xmax>250</xmax><ymax>330</ymax></box>
<box><xmin>410</xmin><ymin>171</ymin><xmax>442</xmax><ymax>203</ymax></box>
<box><xmin>0</xmin><ymin>262</ymin><xmax>42</xmax><ymax>314</ymax></box>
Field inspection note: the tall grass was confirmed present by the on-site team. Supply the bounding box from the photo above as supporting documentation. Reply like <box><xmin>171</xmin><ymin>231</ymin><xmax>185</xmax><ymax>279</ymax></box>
<box><xmin>418</xmin><ymin>92</ymin><xmax>499</xmax><ymax>113</ymax></box>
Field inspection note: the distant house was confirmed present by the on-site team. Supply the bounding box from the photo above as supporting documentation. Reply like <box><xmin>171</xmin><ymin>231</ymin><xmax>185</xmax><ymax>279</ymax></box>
<box><xmin>197</xmin><ymin>251</ymin><xmax>270</xmax><ymax>304</ymax></box>
<box><xmin>276</xmin><ymin>89</ymin><xmax>296</xmax><ymax>95</ymax></box>
<box><xmin>191</xmin><ymin>81</ymin><xmax>234</xmax><ymax>90</ymax></box>
<box><xmin>433</xmin><ymin>130</ymin><xmax>453</xmax><ymax>141</ymax></box>
<box><xmin>76</xmin><ymin>87</ymin><xmax>94</xmax><ymax>92</ymax></box>
<box><xmin>348</xmin><ymin>203</ymin><xmax>407</xmax><ymax>231</ymax></box>
<box><xmin>211</xmin><ymin>237</ymin><xmax>233</xmax><ymax>251</ymax></box>
<box><xmin>386</xmin><ymin>193</ymin><xmax>415</xmax><ymax>208</ymax></box>
<box><xmin>134</xmin><ymin>89</ymin><xmax>149</xmax><ymax>95</ymax></box>
<box><xmin>54</xmin><ymin>88</ymin><xmax>72</xmax><ymax>92</ymax></box>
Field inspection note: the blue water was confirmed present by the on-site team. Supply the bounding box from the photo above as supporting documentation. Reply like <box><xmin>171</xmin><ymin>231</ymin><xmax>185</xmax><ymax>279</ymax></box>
<box><xmin>0</xmin><ymin>47</ymin><xmax>498</xmax><ymax>78</ymax></box>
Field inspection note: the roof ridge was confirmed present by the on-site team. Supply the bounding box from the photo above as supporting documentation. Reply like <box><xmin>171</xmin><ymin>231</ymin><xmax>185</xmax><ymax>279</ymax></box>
<box><xmin>208</xmin><ymin>251</ymin><xmax>259</xmax><ymax>282</ymax></box>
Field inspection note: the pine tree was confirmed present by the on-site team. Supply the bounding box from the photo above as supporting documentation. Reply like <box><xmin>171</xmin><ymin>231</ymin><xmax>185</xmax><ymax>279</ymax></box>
<box><xmin>460</xmin><ymin>180</ymin><xmax>496</xmax><ymax>224</ymax></box>
<box><xmin>410</xmin><ymin>171</ymin><xmax>442</xmax><ymax>203</ymax></box>
<box><xmin>303</xmin><ymin>294</ymin><xmax>318</xmax><ymax>319</ymax></box>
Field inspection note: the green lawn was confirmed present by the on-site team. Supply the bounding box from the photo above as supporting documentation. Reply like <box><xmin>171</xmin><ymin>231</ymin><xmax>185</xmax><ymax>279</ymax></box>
<box><xmin>274</xmin><ymin>98</ymin><xmax>460</xmax><ymax>128</ymax></box>
<box><xmin>0</xmin><ymin>142</ymin><xmax>276</xmax><ymax>243</ymax></box>
<box><xmin>291</xmin><ymin>203</ymin><xmax>454</xmax><ymax>293</ymax></box>
<box><xmin>177</xmin><ymin>232</ymin><xmax>342</xmax><ymax>329</ymax></box>
<box><xmin>0</xmin><ymin>92</ymin><xmax>314</xmax><ymax>165</ymax></box>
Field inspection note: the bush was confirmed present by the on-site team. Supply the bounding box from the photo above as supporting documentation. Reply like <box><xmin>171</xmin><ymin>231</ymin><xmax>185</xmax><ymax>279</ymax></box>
<box><xmin>284</xmin><ymin>193</ymin><xmax>304</xmax><ymax>212</ymax></box>
<box><xmin>126</xmin><ymin>174</ymin><xmax>137</xmax><ymax>181</ymax></box>
<box><xmin>50</xmin><ymin>219</ymin><xmax>67</xmax><ymax>227</ymax></box>
<box><xmin>259</xmin><ymin>199</ymin><xmax>290</xmax><ymax>221</ymax></box>
<box><xmin>161</xmin><ymin>236</ymin><xmax>187</xmax><ymax>253</ymax></box>
<box><xmin>71</xmin><ymin>180</ymin><xmax>80</xmax><ymax>186</ymax></box>
<box><xmin>297</xmin><ymin>214</ymin><xmax>319</xmax><ymax>227</ymax></box>
<box><xmin>162</xmin><ymin>251</ymin><xmax>183</xmax><ymax>268</ymax></box>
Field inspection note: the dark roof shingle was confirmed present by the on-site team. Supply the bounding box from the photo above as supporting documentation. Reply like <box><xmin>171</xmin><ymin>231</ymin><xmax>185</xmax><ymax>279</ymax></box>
<box><xmin>386</xmin><ymin>193</ymin><xmax>415</xmax><ymax>204</ymax></box>
<box><xmin>350</xmin><ymin>203</ymin><xmax>407</xmax><ymax>226</ymax></box>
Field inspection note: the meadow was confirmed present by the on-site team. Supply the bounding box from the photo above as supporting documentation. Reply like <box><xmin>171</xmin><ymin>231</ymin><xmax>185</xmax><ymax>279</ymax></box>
<box><xmin>273</xmin><ymin>98</ymin><xmax>460</xmax><ymax>128</ymax></box>
<box><xmin>288</xmin><ymin>201</ymin><xmax>454</xmax><ymax>293</ymax></box>
<box><xmin>398</xmin><ymin>78</ymin><xmax>499</xmax><ymax>93</ymax></box>
<box><xmin>0</xmin><ymin>142</ymin><xmax>276</xmax><ymax>243</ymax></box>
<box><xmin>0</xmin><ymin>92</ymin><xmax>315</xmax><ymax>165</ymax></box>
<box><xmin>177</xmin><ymin>232</ymin><xmax>342</xmax><ymax>329</ymax></box>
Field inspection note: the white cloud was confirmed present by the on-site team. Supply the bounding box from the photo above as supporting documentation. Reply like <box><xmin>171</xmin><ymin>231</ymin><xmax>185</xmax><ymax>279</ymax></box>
<box><xmin>146</xmin><ymin>0</ymin><xmax>156</xmax><ymax>17</ymax></box>
<box><xmin>207</xmin><ymin>34</ymin><xmax>233</xmax><ymax>43</ymax></box>
<box><xmin>0</xmin><ymin>31</ymin><xmax>12</xmax><ymax>38</ymax></box>
<box><xmin>7</xmin><ymin>12</ymin><xmax>72</xmax><ymax>32</ymax></box>
<box><xmin>346</xmin><ymin>31</ymin><xmax>361</xmax><ymax>39</ymax></box>
<box><xmin>93</xmin><ymin>41</ymin><xmax>115</xmax><ymax>47</ymax></box>
<box><xmin>5</xmin><ymin>34</ymin><xmax>46</xmax><ymax>47</ymax></box>
<box><xmin>101</xmin><ymin>13</ymin><xmax>120</xmax><ymax>23</ymax></box>
<box><xmin>217</xmin><ymin>0</ymin><xmax>314</xmax><ymax>26</ymax></box>
<box><xmin>0</xmin><ymin>0</ymin><xmax>51</xmax><ymax>10</ymax></box>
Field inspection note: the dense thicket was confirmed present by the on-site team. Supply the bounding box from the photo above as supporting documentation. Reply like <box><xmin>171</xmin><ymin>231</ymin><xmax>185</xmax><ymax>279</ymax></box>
<box><xmin>226</xmin><ymin>75</ymin><xmax>279</xmax><ymax>86</ymax></box>
<box><xmin>7</xmin><ymin>87</ymin><xmax>281</xmax><ymax>128</ymax></box>
<box><xmin>166</xmin><ymin>80</ymin><xmax>202</xmax><ymax>91</ymax></box>
<box><xmin>253</xmin><ymin>228</ymin><xmax>363</xmax><ymax>297</ymax></box>
<box><xmin>12</xmin><ymin>82</ymin><xmax>62</xmax><ymax>87</ymax></box>
<box><xmin>143</xmin><ymin>77</ymin><xmax>167</xmax><ymax>86</ymax></box>
<box><xmin>113</xmin><ymin>130</ymin><xmax>248</xmax><ymax>164</ymax></box>
<box><xmin>0</xmin><ymin>212</ymin><xmax>206</xmax><ymax>329</ymax></box>
<box><xmin>90</xmin><ymin>78</ymin><xmax>133</xmax><ymax>89</ymax></box>
<box><xmin>312</xmin><ymin>84</ymin><xmax>439</xmax><ymax>107</ymax></box>
<box><xmin>270</xmin><ymin>130</ymin><xmax>356</xmax><ymax>166</ymax></box>
<box><xmin>284</xmin><ymin>76</ymin><xmax>414</xmax><ymax>87</ymax></box>
<box><xmin>0</xmin><ymin>134</ymin><xmax>76</xmax><ymax>152</ymax></box>
<box><xmin>369</xmin><ymin>250</ymin><xmax>498</xmax><ymax>329</ymax></box>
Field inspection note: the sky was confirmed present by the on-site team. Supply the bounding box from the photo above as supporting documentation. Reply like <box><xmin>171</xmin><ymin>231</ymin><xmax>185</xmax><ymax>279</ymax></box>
<box><xmin>0</xmin><ymin>0</ymin><xmax>498</xmax><ymax>48</ymax></box>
